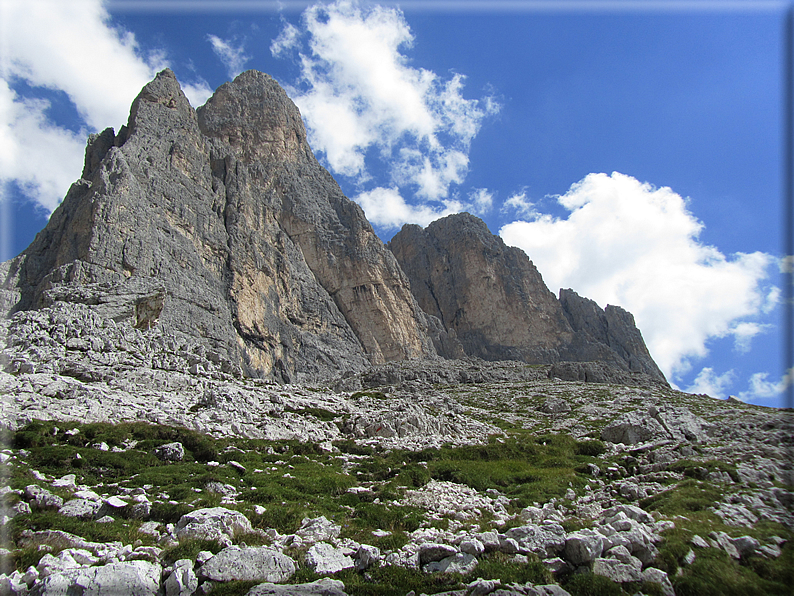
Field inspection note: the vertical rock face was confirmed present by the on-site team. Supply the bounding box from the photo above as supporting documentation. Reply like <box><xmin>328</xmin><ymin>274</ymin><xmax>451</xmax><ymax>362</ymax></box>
<box><xmin>388</xmin><ymin>214</ymin><xmax>574</xmax><ymax>363</ymax></box>
<box><xmin>1</xmin><ymin>69</ymin><xmax>436</xmax><ymax>382</ymax></box>
<box><xmin>559</xmin><ymin>289</ymin><xmax>665</xmax><ymax>381</ymax></box>
<box><xmin>389</xmin><ymin>213</ymin><xmax>667</xmax><ymax>384</ymax></box>
<box><xmin>1</xmin><ymin>69</ymin><xmax>665</xmax><ymax>386</ymax></box>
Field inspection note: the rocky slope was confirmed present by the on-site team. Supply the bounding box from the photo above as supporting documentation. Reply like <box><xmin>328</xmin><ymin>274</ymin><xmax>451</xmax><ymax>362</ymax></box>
<box><xmin>2</xmin><ymin>69</ymin><xmax>784</xmax><ymax>596</ymax></box>
<box><xmin>0</xmin><ymin>305</ymin><xmax>791</xmax><ymax>595</ymax></box>
<box><xmin>388</xmin><ymin>215</ymin><xmax>665</xmax><ymax>383</ymax></box>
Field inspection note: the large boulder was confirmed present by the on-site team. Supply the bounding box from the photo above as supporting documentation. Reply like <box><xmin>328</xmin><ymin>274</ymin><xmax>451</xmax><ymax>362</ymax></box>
<box><xmin>200</xmin><ymin>545</ymin><xmax>296</xmax><ymax>583</ymax></box>
<box><xmin>175</xmin><ymin>507</ymin><xmax>253</xmax><ymax>545</ymax></box>
<box><xmin>564</xmin><ymin>532</ymin><xmax>604</xmax><ymax>566</ymax></box>
<box><xmin>30</xmin><ymin>561</ymin><xmax>161</xmax><ymax>596</ymax></box>
<box><xmin>305</xmin><ymin>543</ymin><xmax>355</xmax><ymax>575</ymax></box>
<box><xmin>245</xmin><ymin>578</ymin><xmax>348</xmax><ymax>596</ymax></box>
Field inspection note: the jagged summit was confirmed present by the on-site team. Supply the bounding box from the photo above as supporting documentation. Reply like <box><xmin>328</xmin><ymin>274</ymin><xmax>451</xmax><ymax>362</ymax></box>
<box><xmin>388</xmin><ymin>213</ymin><xmax>666</xmax><ymax>384</ymax></box>
<box><xmin>1</xmin><ymin>69</ymin><xmax>665</xmax><ymax>386</ymax></box>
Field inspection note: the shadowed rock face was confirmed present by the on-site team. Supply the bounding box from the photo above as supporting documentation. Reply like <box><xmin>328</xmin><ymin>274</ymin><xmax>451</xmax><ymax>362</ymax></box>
<box><xmin>389</xmin><ymin>213</ymin><xmax>667</xmax><ymax>384</ymax></box>
<box><xmin>1</xmin><ymin>69</ymin><xmax>437</xmax><ymax>382</ymax></box>
<box><xmin>559</xmin><ymin>288</ymin><xmax>666</xmax><ymax>381</ymax></box>
<box><xmin>388</xmin><ymin>214</ymin><xmax>574</xmax><ymax>364</ymax></box>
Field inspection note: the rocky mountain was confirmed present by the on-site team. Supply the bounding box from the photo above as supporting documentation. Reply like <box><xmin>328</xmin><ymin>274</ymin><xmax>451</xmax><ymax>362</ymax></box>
<box><xmin>0</xmin><ymin>329</ymin><xmax>791</xmax><ymax>595</ymax></box>
<box><xmin>0</xmin><ymin>69</ymin><xmax>790</xmax><ymax>596</ymax></box>
<box><xmin>1</xmin><ymin>69</ymin><xmax>664</xmax><ymax>388</ymax></box>
<box><xmin>0</xmin><ymin>69</ymin><xmax>441</xmax><ymax>384</ymax></box>
<box><xmin>388</xmin><ymin>215</ymin><xmax>665</xmax><ymax>384</ymax></box>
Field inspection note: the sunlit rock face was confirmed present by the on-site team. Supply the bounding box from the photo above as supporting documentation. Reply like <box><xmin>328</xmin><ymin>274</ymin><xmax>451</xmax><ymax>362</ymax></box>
<box><xmin>0</xmin><ymin>69</ymin><xmax>438</xmax><ymax>382</ymax></box>
<box><xmin>1</xmin><ymin>68</ymin><xmax>664</xmax><ymax>386</ymax></box>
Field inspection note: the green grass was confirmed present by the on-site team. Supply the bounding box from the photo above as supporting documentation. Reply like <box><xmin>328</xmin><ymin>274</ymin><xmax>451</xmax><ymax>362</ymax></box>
<box><xmin>7</xmin><ymin>414</ymin><xmax>789</xmax><ymax>596</ymax></box>
<box><xmin>672</xmin><ymin>544</ymin><xmax>794</xmax><ymax>596</ymax></box>
<box><xmin>639</xmin><ymin>480</ymin><xmax>725</xmax><ymax>516</ymax></box>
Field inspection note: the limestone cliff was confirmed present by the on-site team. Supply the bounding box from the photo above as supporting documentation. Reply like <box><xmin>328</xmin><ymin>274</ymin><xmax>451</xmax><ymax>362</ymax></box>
<box><xmin>388</xmin><ymin>213</ymin><xmax>667</xmax><ymax>384</ymax></box>
<box><xmin>1</xmin><ymin>69</ymin><xmax>438</xmax><ymax>382</ymax></box>
<box><xmin>1</xmin><ymin>69</ymin><xmax>666</xmax><ymax>386</ymax></box>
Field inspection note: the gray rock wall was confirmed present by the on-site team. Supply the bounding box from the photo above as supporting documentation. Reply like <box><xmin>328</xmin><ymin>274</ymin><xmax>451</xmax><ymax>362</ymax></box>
<box><xmin>1</xmin><ymin>69</ymin><xmax>438</xmax><ymax>382</ymax></box>
<box><xmin>389</xmin><ymin>213</ymin><xmax>667</xmax><ymax>384</ymax></box>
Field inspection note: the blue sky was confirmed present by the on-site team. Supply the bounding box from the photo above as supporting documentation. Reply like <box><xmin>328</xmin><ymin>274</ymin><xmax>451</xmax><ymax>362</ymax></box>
<box><xmin>1</xmin><ymin>0</ymin><xmax>790</xmax><ymax>407</ymax></box>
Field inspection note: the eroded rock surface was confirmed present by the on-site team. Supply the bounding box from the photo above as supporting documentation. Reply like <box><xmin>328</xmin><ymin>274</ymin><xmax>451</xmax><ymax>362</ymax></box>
<box><xmin>1</xmin><ymin>69</ymin><xmax>438</xmax><ymax>383</ymax></box>
<box><xmin>389</xmin><ymin>214</ymin><xmax>667</xmax><ymax>385</ymax></box>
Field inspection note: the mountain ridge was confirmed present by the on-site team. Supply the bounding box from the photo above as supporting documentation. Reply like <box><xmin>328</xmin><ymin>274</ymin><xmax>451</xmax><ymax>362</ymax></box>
<box><xmin>1</xmin><ymin>68</ymin><xmax>664</xmax><ymax>387</ymax></box>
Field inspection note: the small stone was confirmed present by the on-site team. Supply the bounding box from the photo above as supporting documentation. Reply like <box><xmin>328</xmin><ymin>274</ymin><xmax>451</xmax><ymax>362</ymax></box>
<box><xmin>155</xmin><ymin>442</ymin><xmax>185</xmax><ymax>462</ymax></box>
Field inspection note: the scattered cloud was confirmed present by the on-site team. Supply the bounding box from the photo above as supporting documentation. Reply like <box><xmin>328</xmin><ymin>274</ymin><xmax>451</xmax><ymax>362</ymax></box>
<box><xmin>501</xmin><ymin>190</ymin><xmax>537</xmax><ymax>217</ymax></box>
<box><xmin>729</xmin><ymin>321</ymin><xmax>771</xmax><ymax>354</ymax></box>
<box><xmin>500</xmin><ymin>172</ymin><xmax>776</xmax><ymax>381</ymax></box>
<box><xmin>469</xmin><ymin>188</ymin><xmax>494</xmax><ymax>215</ymax></box>
<box><xmin>207</xmin><ymin>34</ymin><xmax>250</xmax><ymax>80</ymax></box>
<box><xmin>0</xmin><ymin>0</ymin><xmax>170</xmax><ymax>213</ymax></box>
<box><xmin>684</xmin><ymin>367</ymin><xmax>736</xmax><ymax>399</ymax></box>
<box><xmin>354</xmin><ymin>186</ymin><xmax>464</xmax><ymax>230</ymax></box>
<box><xmin>270</xmin><ymin>21</ymin><xmax>301</xmax><ymax>57</ymax></box>
<box><xmin>272</xmin><ymin>0</ymin><xmax>498</xmax><ymax>226</ymax></box>
<box><xmin>739</xmin><ymin>368</ymin><xmax>794</xmax><ymax>403</ymax></box>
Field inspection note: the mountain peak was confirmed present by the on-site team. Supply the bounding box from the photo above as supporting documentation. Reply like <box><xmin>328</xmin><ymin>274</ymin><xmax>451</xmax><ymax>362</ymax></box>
<box><xmin>1</xmin><ymin>70</ymin><xmax>665</xmax><ymax>386</ymax></box>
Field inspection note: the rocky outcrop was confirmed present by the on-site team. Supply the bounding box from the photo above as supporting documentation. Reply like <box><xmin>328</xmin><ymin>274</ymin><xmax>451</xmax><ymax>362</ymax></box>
<box><xmin>1</xmin><ymin>69</ymin><xmax>667</xmax><ymax>386</ymax></box>
<box><xmin>1</xmin><ymin>69</ymin><xmax>438</xmax><ymax>383</ymax></box>
<box><xmin>389</xmin><ymin>214</ymin><xmax>574</xmax><ymax>364</ymax></box>
<box><xmin>558</xmin><ymin>289</ymin><xmax>664</xmax><ymax>381</ymax></box>
<box><xmin>389</xmin><ymin>214</ymin><xmax>667</xmax><ymax>384</ymax></box>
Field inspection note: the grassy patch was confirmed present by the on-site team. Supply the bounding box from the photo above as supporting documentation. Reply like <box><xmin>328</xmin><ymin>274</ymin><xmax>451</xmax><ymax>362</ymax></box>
<box><xmin>161</xmin><ymin>538</ymin><xmax>224</xmax><ymax>564</ymax></box>
<box><xmin>639</xmin><ymin>480</ymin><xmax>725</xmax><ymax>516</ymax></box>
<box><xmin>672</xmin><ymin>544</ymin><xmax>793</xmax><ymax>596</ymax></box>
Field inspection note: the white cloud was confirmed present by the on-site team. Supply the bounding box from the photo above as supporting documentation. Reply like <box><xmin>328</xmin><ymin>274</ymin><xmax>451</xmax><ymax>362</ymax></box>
<box><xmin>270</xmin><ymin>21</ymin><xmax>301</xmax><ymax>57</ymax></box>
<box><xmin>273</xmin><ymin>0</ymin><xmax>497</xmax><ymax>224</ymax></box>
<box><xmin>207</xmin><ymin>35</ymin><xmax>250</xmax><ymax>80</ymax></box>
<box><xmin>502</xmin><ymin>191</ymin><xmax>537</xmax><ymax>217</ymax></box>
<box><xmin>469</xmin><ymin>188</ymin><xmax>493</xmax><ymax>215</ymax></box>
<box><xmin>0</xmin><ymin>0</ymin><xmax>171</xmax><ymax>213</ymax></box>
<box><xmin>0</xmin><ymin>81</ymin><xmax>84</xmax><ymax>212</ymax></box>
<box><xmin>500</xmin><ymin>172</ymin><xmax>776</xmax><ymax>381</ymax></box>
<box><xmin>762</xmin><ymin>286</ymin><xmax>781</xmax><ymax>314</ymax></box>
<box><xmin>354</xmin><ymin>186</ymin><xmax>464</xmax><ymax>230</ymax></box>
<box><xmin>739</xmin><ymin>368</ymin><xmax>793</xmax><ymax>403</ymax></box>
<box><xmin>730</xmin><ymin>321</ymin><xmax>771</xmax><ymax>353</ymax></box>
<box><xmin>181</xmin><ymin>81</ymin><xmax>214</xmax><ymax>109</ymax></box>
<box><xmin>684</xmin><ymin>367</ymin><xmax>736</xmax><ymax>399</ymax></box>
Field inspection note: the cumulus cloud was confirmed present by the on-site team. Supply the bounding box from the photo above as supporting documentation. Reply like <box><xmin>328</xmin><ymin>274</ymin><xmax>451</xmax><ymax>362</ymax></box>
<box><xmin>685</xmin><ymin>367</ymin><xmax>736</xmax><ymax>399</ymax></box>
<box><xmin>273</xmin><ymin>0</ymin><xmax>497</xmax><ymax>224</ymax></box>
<box><xmin>0</xmin><ymin>0</ymin><xmax>207</xmax><ymax>214</ymax></box>
<box><xmin>500</xmin><ymin>172</ymin><xmax>777</xmax><ymax>381</ymax></box>
<box><xmin>0</xmin><ymin>81</ymin><xmax>84</xmax><ymax>212</ymax></box>
<box><xmin>354</xmin><ymin>186</ymin><xmax>464</xmax><ymax>230</ymax></box>
<box><xmin>739</xmin><ymin>368</ymin><xmax>794</xmax><ymax>403</ymax></box>
<box><xmin>207</xmin><ymin>35</ymin><xmax>250</xmax><ymax>80</ymax></box>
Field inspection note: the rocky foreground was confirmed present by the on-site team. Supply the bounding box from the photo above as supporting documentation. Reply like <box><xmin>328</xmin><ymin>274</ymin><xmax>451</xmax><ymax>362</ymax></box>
<box><xmin>1</xmin><ymin>302</ymin><xmax>793</xmax><ymax>596</ymax></box>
